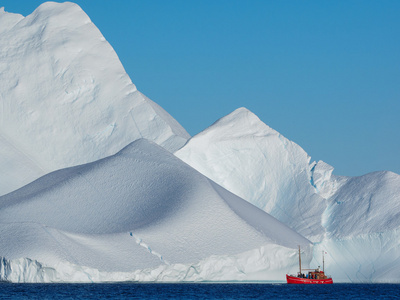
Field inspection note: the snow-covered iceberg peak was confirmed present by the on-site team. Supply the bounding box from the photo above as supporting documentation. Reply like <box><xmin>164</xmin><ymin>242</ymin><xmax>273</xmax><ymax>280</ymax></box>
<box><xmin>197</xmin><ymin>107</ymin><xmax>279</xmax><ymax>139</ymax></box>
<box><xmin>176</xmin><ymin>107</ymin><xmax>327</xmax><ymax>241</ymax></box>
<box><xmin>0</xmin><ymin>2</ymin><xmax>190</xmax><ymax>196</ymax></box>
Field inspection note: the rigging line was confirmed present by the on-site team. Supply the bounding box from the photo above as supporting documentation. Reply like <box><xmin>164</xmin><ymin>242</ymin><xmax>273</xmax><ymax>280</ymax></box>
<box><xmin>314</xmin><ymin>242</ymin><xmax>353</xmax><ymax>283</ymax></box>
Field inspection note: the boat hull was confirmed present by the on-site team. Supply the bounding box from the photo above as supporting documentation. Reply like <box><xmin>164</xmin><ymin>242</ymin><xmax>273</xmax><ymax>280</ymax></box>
<box><xmin>286</xmin><ymin>274</ymin><xmax>333</xmax><ymax>284</ymax></box>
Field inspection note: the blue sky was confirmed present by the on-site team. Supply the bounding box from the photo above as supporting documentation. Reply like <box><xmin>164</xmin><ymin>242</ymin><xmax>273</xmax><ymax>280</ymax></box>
<box><xmin>2</xmin><ymin>0</ymin><xmax>400</xmax><ymax>176</ymax></box>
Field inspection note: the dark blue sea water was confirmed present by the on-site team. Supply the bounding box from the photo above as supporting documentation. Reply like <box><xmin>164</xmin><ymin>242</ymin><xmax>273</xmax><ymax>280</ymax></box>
<box><xmin>0</xmin><ymin>283</ymin><xmax>399</xmax><ymax>299</ymax></box>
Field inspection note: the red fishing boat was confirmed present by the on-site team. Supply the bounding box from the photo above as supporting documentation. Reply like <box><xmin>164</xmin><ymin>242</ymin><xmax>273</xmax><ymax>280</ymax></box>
<box><xmin>286</xmin><ymin>246</ymin><xmax>333</xmax><ymax>284</ymax></box>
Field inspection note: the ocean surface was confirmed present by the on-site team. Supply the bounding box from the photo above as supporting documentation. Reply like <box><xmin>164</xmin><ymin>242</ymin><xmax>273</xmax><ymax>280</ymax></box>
<box><xmin>0</xmin><ymin>283</ymin><xmax>399</xmax><ymax>299</ymax></box>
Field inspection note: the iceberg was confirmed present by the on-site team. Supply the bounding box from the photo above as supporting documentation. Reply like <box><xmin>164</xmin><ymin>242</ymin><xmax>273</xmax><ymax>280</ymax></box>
<box><xmin>1</xmin><ymin>2</ymin><xmax>399</xmax><ymax>283</ymax></box>
<box><xmin>0</xmin><ymin>139</ymin><xmax>310</xmax><ymax>282</ymax></box>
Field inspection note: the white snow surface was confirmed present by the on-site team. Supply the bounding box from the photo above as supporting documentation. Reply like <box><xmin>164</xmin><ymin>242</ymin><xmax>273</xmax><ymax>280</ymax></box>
<box><xmin>176</xmin><ymin>107</ymin><xmax>400</xmax><ymax>282</ymax></box>
<box><xmin>0</xmin><ymin>139</ymin><xmax>311</xmax><ymax>282</ymax></box>
<box><xmin>0</xmin><ymin>2</ymin><xmax>190</xmax><ymax>196</ymax></box>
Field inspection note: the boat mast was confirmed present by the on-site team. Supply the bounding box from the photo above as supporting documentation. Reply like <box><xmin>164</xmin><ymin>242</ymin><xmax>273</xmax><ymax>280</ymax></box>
<box><xmin>322</xmin><ymin>251</ymin><xmax>325</xmax><ymax>273</ymax></box>
<box><xmin>298</xmin><ymin>245</ymin><xmax>302</xmax><ymax>274</ymax></box>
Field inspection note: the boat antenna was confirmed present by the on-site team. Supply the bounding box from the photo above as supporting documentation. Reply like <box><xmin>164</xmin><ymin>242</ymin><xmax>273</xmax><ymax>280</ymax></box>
<box><xmin>299</xmin><ymin>245</ymin><xmax>302</xmax><ymax>275</ymax></box>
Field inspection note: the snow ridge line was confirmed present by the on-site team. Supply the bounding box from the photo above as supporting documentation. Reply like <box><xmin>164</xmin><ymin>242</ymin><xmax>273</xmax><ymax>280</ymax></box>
<box><xmin>129</xmin><ymin>232</ymin><xmax>170</xmax><ymax>265</ymax></box>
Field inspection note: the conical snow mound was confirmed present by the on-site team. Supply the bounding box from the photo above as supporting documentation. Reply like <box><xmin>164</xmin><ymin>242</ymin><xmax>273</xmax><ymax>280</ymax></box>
<box><xmin>0</xmin><ymin>139</ymin><xmax>310</xmax><ymax>282</ymax></box>
<box><xmin>0</xmin><ymin>2</ymin><xmax>189</xmax><ymax>196</ymax></box>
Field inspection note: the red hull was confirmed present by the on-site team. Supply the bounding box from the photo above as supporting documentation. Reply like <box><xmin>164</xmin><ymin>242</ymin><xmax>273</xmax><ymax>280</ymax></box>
<box><xmin>286</xmin><ymin>274</ymin><xmax>333</xmax><ymax>284</ymax></box>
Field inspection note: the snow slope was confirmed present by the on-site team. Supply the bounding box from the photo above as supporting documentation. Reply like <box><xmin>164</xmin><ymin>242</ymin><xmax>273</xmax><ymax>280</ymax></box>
<box><xmin>0</xmin><ymin>139</ymin><xmax>311</xmax><ymax>282</ymax></box>
<box><xmin>176</xmin><ymin>108</ymin><xmax>400</xmax><ymax>282</ymax></box>
<box><xmin>0</xmin><ymin>2</ymin><xmax>190</xmax><ymax>196</ymax></box>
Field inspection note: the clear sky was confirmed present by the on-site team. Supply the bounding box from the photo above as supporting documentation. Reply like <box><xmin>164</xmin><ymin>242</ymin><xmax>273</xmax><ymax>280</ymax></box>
<box><xmin>2</xmin><ymin>0</ymin><xmax>400</xmax><ymax>176</ymax></box>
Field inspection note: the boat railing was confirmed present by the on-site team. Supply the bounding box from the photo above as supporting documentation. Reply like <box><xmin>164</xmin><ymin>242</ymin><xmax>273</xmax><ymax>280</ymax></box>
<box><xmin>291</xmin><ymin>271</ymin><xmax>332</xmax><ymax>279</ymax></box>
